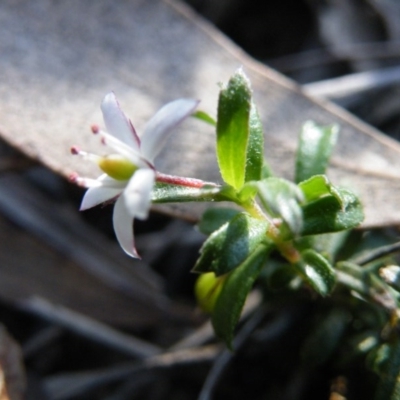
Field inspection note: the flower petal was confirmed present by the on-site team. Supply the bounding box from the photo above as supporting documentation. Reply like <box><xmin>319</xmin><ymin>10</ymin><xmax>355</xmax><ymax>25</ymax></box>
<box><xmin>97</xmin><ymin>129</ymin><xmax>148</xmax><ymax>168</ymax></box>
<box><xmin>123</xmin><ymin>168</ymin><xmax>155</xmax><ymax>220</ymax></box>
<box><xmin>80</xmin><ymin>175</ymin><xmax>124</xmax><ymax>210</ymax></box>
<box><xmin>101</xmin><ymin>92</ymin><xmax>141</xmax><ymax>151</ymax></box>
<box><xmin>113</xmin><ymin>196</ymin><xmax>140</xmax><ymax>258</ymax></box>
<box><xmin>141</xmin><ymin>98</ymin><xmax>199</xmax><ymax>163</ymax></box>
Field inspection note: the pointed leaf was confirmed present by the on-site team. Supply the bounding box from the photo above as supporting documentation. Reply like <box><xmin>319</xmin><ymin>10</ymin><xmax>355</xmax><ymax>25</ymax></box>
<box><xmin>295</xmin><ymin>121</ymin><xmax>339</xmax><ymax>183</ymax></box>
<box><xmin>301</xmin><ymin>187</ymin><xmax>364</xmax><ymax>235</ymax></box>
<box><xmin>192</xmin><ymin>110</ymin><xmax>216</xmax><ymax>126</ymax></box>
<box><xmin>298</xmin><ymin>175</ymin><xmax>334</xmax><ymax>202</ymax></box>
<box><xmin>212</xmin><ymin>244</ymin><xmax>271</xmax><ymax>348</ymax></box>
<box><xmin>296</xmin><ymin>249</ymin><xmax>336</xmax><ymax>296</ymax></box>
<box><xmin>193</xmin><ymin>212</ymin><xmax>270</xmax><ymax>275</ymax></box>
<box><xmin>245</xmin><ymin>103</ymin><xmax>264</xmax><ymax>182</ymax></box>
<box><xmin>216</xmin><ymin>69</ymin><xmax>252</xmax><ymax>189</ymax></box>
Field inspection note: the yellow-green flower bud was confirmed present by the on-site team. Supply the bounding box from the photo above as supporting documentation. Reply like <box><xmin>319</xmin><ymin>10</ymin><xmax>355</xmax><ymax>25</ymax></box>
<box><xmin>98</xmin><ymin>154</ymin><xmax>137</xmax><ymax>181</ymax></box>
<box><xmin>195</xmin><ymin>272</ymin><xmax>226</xmax><ymax>313</ymax></box>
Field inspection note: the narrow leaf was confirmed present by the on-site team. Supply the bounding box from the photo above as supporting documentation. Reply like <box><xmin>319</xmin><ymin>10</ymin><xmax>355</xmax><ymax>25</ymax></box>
<box><xmin>152</xmin><ymin>182</ymin><xmax>220</xmax><ymax>203</ymax></box>
<box><xmin>192</xmin><ymin>110</ymin><xmax>216</xmax><ymax>126</ymax></box>
<box><xmin>245</xmin><ymin>103</ymin><xmax>264</xmax><ymax>182</ymax></box>
<box><xmin>212</xmin><ymin>244</ymin><xmax>271</xmax><ymax>348</ymax></box>
<box><xmin>296</xmin><ymin>249</ymin><xmax>336</xmax><ymax>296</ymax></box>
<box><xmin>295</xmin><ymin>121</ymin><xmax>339</xmax><ymax>183</ymax></box>
<box><xmin>216</xmin><ymin>69</ymin><xmax>252</xmax><ymax>189</ymax></box>
<box><xmin>193</xmin><ymin>212</ymin><xmax>270</xmax><ymax>275</ymax></box>
<box><xmin>302</xmin><ymin>188</ymin><xmax>364</xmax><ymax>235</ymax></box>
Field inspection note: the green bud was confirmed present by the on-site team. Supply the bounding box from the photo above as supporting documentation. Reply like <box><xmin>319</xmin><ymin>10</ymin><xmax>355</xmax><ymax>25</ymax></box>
<box><xmin>195</xmin><ymin>272</ymin><xmax>226</xmax><ymax>313</ymax></box>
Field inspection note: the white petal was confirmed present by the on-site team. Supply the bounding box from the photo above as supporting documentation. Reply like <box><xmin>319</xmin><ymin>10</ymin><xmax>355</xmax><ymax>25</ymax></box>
<box><xmin>113</xmin><ymin>196</ymin><xmax>140</xmax><ymax>258</ymax></box>
<box><xmin>123</xmin><ymin>169</ymin><xmax>155</xmax><ymax>220</ymax></box>
<box><xmin>80</xmin><ymin>175</ymin><xmax>124</xmax><ymax>210</ymax></box>
<box><xmin>101</xmin><ymin>92</ymin><xmax>141</xmax><ymax>151</ymax></box>
<box><xmin>141</xmin><ymin>98</ymin><xmax>199</xmax><ymax>163</ymax></box>
<box><xmin>97</xmin><ymin>129</ymin><xmax>149</xmax><ymax>168</ymax></box>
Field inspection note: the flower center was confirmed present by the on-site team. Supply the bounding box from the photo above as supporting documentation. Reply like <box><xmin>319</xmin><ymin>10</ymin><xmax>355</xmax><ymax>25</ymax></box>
<box><xmin>98</xmin><ymin>154</ymin><xmax>138</xmax><ymax>181</ymax></box>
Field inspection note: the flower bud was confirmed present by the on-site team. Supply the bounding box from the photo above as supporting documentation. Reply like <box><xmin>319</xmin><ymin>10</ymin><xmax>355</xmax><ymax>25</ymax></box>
<box><xmin>195</xmin><ymin>272</ymin><xmax>226</xmax><ymax>313</ymax></box>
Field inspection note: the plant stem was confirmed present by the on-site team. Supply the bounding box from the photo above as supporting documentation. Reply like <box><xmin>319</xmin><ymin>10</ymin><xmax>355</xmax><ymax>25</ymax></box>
<box><xmin>155</xmin><ymin>172</ymin><xmax>219</xmax><ymax>188</ymax></box>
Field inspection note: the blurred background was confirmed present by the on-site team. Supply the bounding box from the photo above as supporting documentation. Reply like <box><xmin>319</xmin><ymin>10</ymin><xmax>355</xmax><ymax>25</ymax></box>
<box><xmin>1</xmin><ymin>0</ymin><xmax>400</xmax><ymax>399</ymax></box>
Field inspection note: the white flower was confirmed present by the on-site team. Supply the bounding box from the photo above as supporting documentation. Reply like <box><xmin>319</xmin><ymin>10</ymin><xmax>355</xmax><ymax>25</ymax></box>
<box><xmin>71</xmin><ymin>92</ymin><xmax>198</xmax><ymax>258</ymax></box>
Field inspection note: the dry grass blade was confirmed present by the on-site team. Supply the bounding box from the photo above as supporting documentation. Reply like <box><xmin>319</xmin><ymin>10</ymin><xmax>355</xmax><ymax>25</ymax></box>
<box><xmin>44</xmin><ymin>345</ymin><xmax>221</xmax><ymax>400</ymax></box>
<box><xmin>18</xmin><ymin>297</ymin><xmax>162</xmax><ymax>359</ymax></box>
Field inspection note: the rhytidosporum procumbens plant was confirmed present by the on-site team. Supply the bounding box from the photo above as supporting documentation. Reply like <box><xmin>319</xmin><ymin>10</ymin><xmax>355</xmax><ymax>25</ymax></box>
<box><xmin>73</xmin><ymin>69</ymin><xmax>400</xmax><ymax>399</ymax></box>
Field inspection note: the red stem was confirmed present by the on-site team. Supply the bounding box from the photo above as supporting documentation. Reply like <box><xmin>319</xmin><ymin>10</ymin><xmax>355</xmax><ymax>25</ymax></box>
<box><xmin>155</xmin><ymin>172</ymin><xmax>219</xmax><ymax>188</ymax></box>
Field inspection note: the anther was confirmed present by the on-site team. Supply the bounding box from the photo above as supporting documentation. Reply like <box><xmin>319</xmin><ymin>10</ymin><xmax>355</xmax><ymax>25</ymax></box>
<box><xmin>91</xmin><ymin>124</ymin><xmax>100</xmax><ymax>134</ymax></box>
<box><xmin>68</xmin><ymin>172</ymin><xmax>79</xmax><ymax>182</ymax></box>
<box><xmin>70</xmin><ymin>146</ymin><xmax>81</xmax><ymax>155</ymax></box>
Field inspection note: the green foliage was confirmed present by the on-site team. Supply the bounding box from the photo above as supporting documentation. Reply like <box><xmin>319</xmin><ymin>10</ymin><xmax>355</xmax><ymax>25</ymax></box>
<box><xmin>149</xmin><ymin>70</ymin><xmax>399</xmax><ymax>398</ymax></box>
<box><xmin>193</xmin><ymin>212</ymin><xmax>271</xmax><ymax>276</ymax></box>
<box><xmin>256</xmin><ymin>177</ymin><xmax>304</xmax><ymax>236</ymax></box>
<box><xmin>295</xmin><ymin>121</ymin><xmax>338</xmax><ymax>183</ymax></box>
<box><xmin>216</xmin><ymin>69</ymin><xmax>252</xmax><ymax>190</ymax></box>
<box><xmin>80</xmin><ymin>68</ymin><xmax>400</xmax><ymax>398</ymax></box>
<box><xmin>301</xmin><ymin>187</ymin><xmax>364</xmax><ymax>235</ymax></box>
<box><xmin>189</xmin><ymin>71</ymin><xmax>368</xmax><ymax>351</ymax></box>
<box><xmin>245</xmin><ymin>103</ymin><xmax>264</xmax><ymax>182</ymax></box>
<box><xmin>211</xmin><ymin>244</ymin><xmax>271</xmax><ymax>348</ymax></box>
<box><xmin>197</xmin><ymin>208</ymin><xmax>240</xmax><ymax>235</ymax></box>
<box><xmin>152</xmin><ymin>182</ymin><xmax>220</xmax><ymax>203</ymax></box>
<box><xmin>192</xmin><ymin>110</ymin><xmax>216</xmax><ymax>126</ymax></box>
<box><xmin>295</xmin><ymin>249</ymin><xmax>336</xmax><ymax>296</ymax></box>
<box><xmin>372</xmin><ymin>339</ymin><xmax>400</xmax><ymax>400</ymax></box>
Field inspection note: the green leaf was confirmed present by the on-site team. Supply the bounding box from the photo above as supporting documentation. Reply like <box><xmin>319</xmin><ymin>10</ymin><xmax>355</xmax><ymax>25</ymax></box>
<box><xmin>256</xmin><ymin>177</ymin><xmax>304</xmax><ymax>235</ymax></box>
<box><xmin>301</xmin><ymin>188</ymin><xmax>364</xmax><ymax>235</ymax></box>
<box><xmin>152</xmin><ymin>182</ymin><xmax>220</xmax><ymax>203</ymax></box>
<box><xmin>295</xmin><ymin>121</ymin><xmax>339</xmax><ymax>183</ymax></box>
<box><xmin>295</xmin><ymin>249</ymin><xmax>336</xmax><ymax>296</ymax></box>
<box><xmin>197</xmin><ymin>208</ymin><xmax>240</xmax><ymax>235</ymax></box>
<box><xmin>193</xmin><ymin>212</ymin><xmax>270</xmax><ymax>275</ymax></box>
<box><xmin>311</xmin><ymin>230</ymin><xmax>352</xmax><ymax>262</ymax></box>
<box><xmin>261</xmin><ymin>161</ymin><xmax>274</xmax><ymax>178</ymax></box>
<box><xmin>238</xmin><ymin>182</ymin><xmax>258</xmax><ymax>202</ymax></box>
<box><xmin>244</xmin><ymin>103</ymin><xmax>264</xmax><ymax>182</ymax></box>
<box><xmin>216</xmin><ymin>69</ymin><xmax>252</xmax><ymax>189</ymax></box>
<box><xmin>192</xmin><ymin>110</ymin><xmax>216</xmax><ymax>126</ymax></box>
<box><xmin>298</xmin><ymin>175</ymin><xmax>335</xmax><ymax>202</ymax></box>
<box><xmin>212</xmin><ymin>244</ymin><xmax>271</xmax><ymax>348</ymax></box>
<box><xmin>373</xmin><ymin>339</ymin><xmax>400</xmax><ymax>400</ymax></box>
